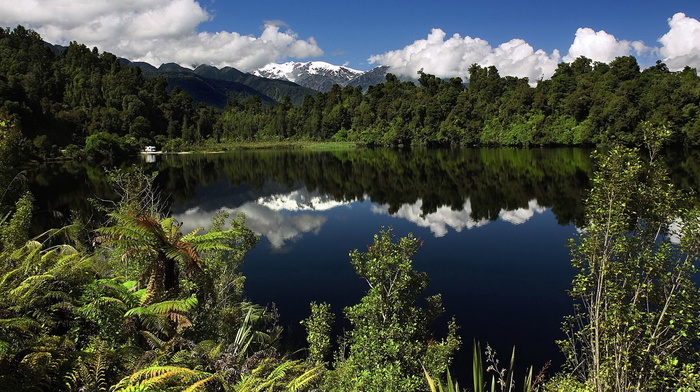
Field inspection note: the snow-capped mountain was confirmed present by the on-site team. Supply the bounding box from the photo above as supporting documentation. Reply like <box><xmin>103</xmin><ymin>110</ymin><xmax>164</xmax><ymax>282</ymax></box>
<box><xmin>253</xmin><ymin>61</ymin><xmax>367</xmax><ymax>92</ymax></box>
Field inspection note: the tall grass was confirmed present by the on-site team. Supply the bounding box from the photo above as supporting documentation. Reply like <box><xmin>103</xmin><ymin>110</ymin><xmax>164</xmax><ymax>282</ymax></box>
<box><xmin>424</xmin><ymin>341</ymin><xmax>550</xmax><ymax>392</ymax></box>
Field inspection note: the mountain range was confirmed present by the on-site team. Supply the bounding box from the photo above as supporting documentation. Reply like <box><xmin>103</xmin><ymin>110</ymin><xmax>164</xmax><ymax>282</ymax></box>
<box><xmin>120</xmin><ymin>59</ymin><xmax>320</xmax><ymax>108</ymax></box>
<box><xmin>253</xmin><ymin>61</ymin><xmax>366</xmax><ymax>92</ymax></box>
<box><xmin>46</xmin><ymin>41</ymin><xmax>403</xmax><ymax>108</ymax></box>
<box><xmin>121</xmin><ymin>59</ymin><xmax>396</xmax><ymax>108</ymax></box>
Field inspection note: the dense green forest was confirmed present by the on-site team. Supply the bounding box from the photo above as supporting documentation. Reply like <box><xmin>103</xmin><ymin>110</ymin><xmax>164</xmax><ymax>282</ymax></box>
<box><xmin>2</xmin><ymin>25</ymin><xmax>700</xmax><ymax>165</ymax></box>
<box><xmin>0</xmin><ymin>26</ymin><xmax>217</xmax><ymax>162</ymax></box>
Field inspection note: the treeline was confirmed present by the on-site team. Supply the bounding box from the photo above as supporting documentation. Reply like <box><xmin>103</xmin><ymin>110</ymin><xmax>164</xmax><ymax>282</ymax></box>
<box><xmin>220</xmin><ymin>59</ymin><xmax>700</xmax><ymax>146</ymax></box>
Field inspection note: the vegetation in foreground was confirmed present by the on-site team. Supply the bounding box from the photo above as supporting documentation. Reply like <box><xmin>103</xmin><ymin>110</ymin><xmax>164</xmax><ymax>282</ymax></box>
<box><xmin>1</xmin><ymin>120</ymin><xmax>700</xmax><ymax>392</ymax></box>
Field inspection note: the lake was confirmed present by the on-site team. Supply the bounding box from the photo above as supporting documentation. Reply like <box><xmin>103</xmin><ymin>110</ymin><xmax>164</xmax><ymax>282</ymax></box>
<box><xmin>27</xmin><ymin>147</ymin><xmax>700</xmax><ymax>377</ymax></box>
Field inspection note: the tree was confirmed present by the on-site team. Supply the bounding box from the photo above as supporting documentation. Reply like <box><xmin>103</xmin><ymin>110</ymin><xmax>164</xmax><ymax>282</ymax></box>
<box><xmin>557</xmin><ymin>142</ymin><xmax>700</xmax><ymax>391</ymax></box>
<box><xmin>326</xmin><ymin>229</ymin><xmax>460</xmax><ymax>392</ymax></box>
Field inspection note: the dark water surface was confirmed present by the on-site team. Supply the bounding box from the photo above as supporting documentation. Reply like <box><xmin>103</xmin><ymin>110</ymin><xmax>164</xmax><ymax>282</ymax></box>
<box><xmin>31</xmin><ymin>147</ymin><xmax>699</xmax><ymax>376</ymax></box>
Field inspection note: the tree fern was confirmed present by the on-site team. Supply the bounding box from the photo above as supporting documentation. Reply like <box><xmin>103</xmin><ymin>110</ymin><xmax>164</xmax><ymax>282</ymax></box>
<box><xmin>96</xmin><ymin>212</ymin><xmax>241</xmax><ymax>305</ymax></box>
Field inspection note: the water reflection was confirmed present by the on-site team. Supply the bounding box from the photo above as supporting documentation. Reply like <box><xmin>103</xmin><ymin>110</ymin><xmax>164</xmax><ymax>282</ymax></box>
<box><xmin>372</xmin><ymin>198</ymin><xmax>545</xmax><ymax>237</ymax></box>
<box><xmin>173</xmin><ymin>188</ymin><xmax>354</xmax><ymax>249</ymax></box>
<box><xmin>174</xmin><ymin>183</ymin><xmax>549</xmax><ymax>247</ymax></box>
<box><xmin>177</xmin><ymin>204</ymin><xmax>328</xmax><ymax>250</ymax></box>
<box><xmin>257</xmin><ymin>189</ymin><xmax>354</xmax><ymax>212</ymax></box>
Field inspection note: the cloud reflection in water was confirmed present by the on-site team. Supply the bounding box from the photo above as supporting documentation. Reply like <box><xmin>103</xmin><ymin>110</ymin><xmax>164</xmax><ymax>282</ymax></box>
<box><xmin>173</xmin><ymin>187</ymin><xmax>548</xmax><ymax>247</ymax></box>
<box><xmin>174</xmin><ymin>189</ymin><xmax>346</xmax><ymax>250</ymax></box>
<box><xmin>371</xmin><ymin>198</ymin><xmax>546</xmax><ymax>237</ymax></box>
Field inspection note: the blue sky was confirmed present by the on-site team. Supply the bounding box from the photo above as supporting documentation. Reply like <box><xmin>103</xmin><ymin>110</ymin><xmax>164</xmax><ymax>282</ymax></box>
<box><xmin>199</xmin><ymin>0</ymin><xmax>697</xmax><ymax>68</ymax></box>
<box><xmin>1</xmin><ymin>0</ymin><xmax>698</xmax><ymax>81</ymax></box>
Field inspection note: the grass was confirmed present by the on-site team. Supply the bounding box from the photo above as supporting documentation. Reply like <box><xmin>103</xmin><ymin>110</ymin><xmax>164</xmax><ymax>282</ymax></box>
<box><xmin>192</xmin><ymin>140</ymin><xmax>361</xmax><ymax>152</ymax></box>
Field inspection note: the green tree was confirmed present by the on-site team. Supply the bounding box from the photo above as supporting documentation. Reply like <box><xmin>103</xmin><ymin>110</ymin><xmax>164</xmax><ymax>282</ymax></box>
<box><xmin>326</xmin><ymin>229</ymin><xmax>460</xmax><ymax>392</ymax></box>
<box><xmin>557</xmin><ymin>144</ymin><xmax>700</xmax><ymax>391</ymax></box>
<box><xmin>301</xmin><ymin>302</ymin><xmax>334</xmax><ymax>365</ymax></box>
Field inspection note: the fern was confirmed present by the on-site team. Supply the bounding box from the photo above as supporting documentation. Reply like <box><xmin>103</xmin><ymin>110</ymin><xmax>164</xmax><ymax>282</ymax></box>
<box><xmin>113</xmin><ymin>365</ymin><xmax>214</xmax><ymax>392</ymax></box>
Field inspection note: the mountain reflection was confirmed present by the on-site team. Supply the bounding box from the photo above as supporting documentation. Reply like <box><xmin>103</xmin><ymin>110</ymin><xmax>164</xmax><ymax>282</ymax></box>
<box><xmin>176</xmin><ymin>204</ymin><xmax>328</xmax><ymax>250</ymax></box>
<box><xmin>257</xmin><ymin>189</ymin><xmax>354</xmax><ymax>211</ymax></box>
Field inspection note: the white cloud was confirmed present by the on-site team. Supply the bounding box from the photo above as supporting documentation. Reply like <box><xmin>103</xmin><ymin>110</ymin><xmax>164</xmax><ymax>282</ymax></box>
<box><xmin>0</xmin><ymin>0</ymin><xmax>322</xmax><ymax>71</ymax></box>
<box><xmin>171</xmin><ymin>187</ymin><xmax>353</xmax><ymax>249</ymax></box>
<box><xmin>563</xmin><ymin>27</ymin><xmax>650</xmax><ymax>63</ymax></box>
<box><xmin>658</xmin><ymin>13</ymin><xmax>700</xmax><ymax>71</ymax></box>
<box><xmin>367</xmin><ymin>28</ymin><xmax>561</xmax><ymax>84</ymax></box>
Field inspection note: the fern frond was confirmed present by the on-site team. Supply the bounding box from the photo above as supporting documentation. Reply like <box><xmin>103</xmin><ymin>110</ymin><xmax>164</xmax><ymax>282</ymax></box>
<box><xmin>0</xmin><ymin>317</ymin><xmax>41</xmax><ymax>332</ymax></box>
<box><xmin>182</xmin><ymin>226</ymin><xmax>204</xmax><ymax>239</ymax></box>
<box><xmin>147</xmin><ymin>296</ymin><xmax>198</xmax><ymax>315</ymax></box>
<box><xmin>9</xmin><ymin>274</ymin><xmax>54</xmax><ymax>298</ymax></box>
<box><xmin>286</xmin><ymin>363</ymin><xmax>324</xmax><ymax>391</ymax></box>
<box><xmin>139</xmin><ymin>331</ymin><xmax>165</xmax><ymax>350</ymax></box>
<box><xmin>181</xmin><ymin>375</ymin><xmax>215</xmax><ymax>392</ymax></box>
<box><xmin>113</xmin><ymin>366</ymin><xmax>212</xmax><ymax>392</ymax></box>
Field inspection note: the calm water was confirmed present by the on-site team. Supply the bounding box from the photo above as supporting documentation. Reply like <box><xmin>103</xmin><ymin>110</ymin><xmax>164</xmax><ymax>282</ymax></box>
<box><xmin>28</xmin><ymin>147</ymin><xmax>700</xmax><ymax>375</ymax></box>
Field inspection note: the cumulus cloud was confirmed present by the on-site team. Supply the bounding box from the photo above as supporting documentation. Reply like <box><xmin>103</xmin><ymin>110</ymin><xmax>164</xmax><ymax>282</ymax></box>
<box><xmin>658</xmin><ymin>13</ymin><xmax>700</xmax><ymax>71</ymax></box>
<box><xmin>368</xmin><ymin>14</ymin><xmax>700</xmax><ymax>83</ymax></box>
<box><xmin>498</xmin><ymin>199</ymin><xmax>546</xmax><ymax>225</ymax></box>
<box><xmin>367</xmin><ymin>28</ymin><xmax>561</xmax><ymax>83</ymax></box>
<box><xmin>563</xmin><ymin>27</ymin><xmax>650</xmax><ymax>63</ymax></box>
<box><xmin>0</xmin><ymin>0</ymin><xmax>322</xmax><ymax>71</ymax></box>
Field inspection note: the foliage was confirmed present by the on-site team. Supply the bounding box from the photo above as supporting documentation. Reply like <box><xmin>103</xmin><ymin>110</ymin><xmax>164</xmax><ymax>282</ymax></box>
<box><xmin>0</xmin><ymin>167</ymin><xmax>277</xmax><ymax>391</ymax></box>
<box><xmin>0</xmin><ymin>229</ymin><xmax>97</xmax><ymax>391</ymax></box>
<box><xmin>0</xmin><ymin>191</ymin><xmax>32</xmax><ymax>252</ymax></box>
<box><xmin>324</xmin><ymin>228</ymin><xmax>460</xmax><ymax>392</ymax></box>
<box><xmin>301</xmin><ymin>301</ymin><xmax>334</xmax><ymax>365</ymax></box>
<box><xmin>559</xmin><ymin>143</ymin><xmax>700</xmax><ymax>391</ymax></box>
<box><xmin>84</xmin><ymin>131</ymin><xmax>138</xmax><ymax>161</ymax></box>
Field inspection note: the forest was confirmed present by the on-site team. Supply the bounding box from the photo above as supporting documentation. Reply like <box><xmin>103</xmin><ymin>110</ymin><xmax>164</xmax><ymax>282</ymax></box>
<box><xmin>3</xmin><ymin>25</ymin><xmax>700</xmax><ymax>391</ymax></box>
<box><xmin>2</xmin><ymin>26</ymin><xmax>700</xmax><ymax>165</ymax></box>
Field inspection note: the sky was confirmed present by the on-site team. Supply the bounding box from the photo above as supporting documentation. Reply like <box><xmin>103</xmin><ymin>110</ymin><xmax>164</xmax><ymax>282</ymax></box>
<box><xmin>1</xmin><ymin>0</ymin><xmax>699</xmax><ymax>82</ymax></box>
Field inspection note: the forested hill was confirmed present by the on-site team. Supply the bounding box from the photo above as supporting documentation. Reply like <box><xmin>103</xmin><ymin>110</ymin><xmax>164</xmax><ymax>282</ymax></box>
<box><xmin>120</xmin><ymin>60</ymin><xmax>318</xmax><ymax>108</ymax></box>
<box><xmin>0</xmin><ymin>26</ymin><xmax>229</xmax><ymax>162</ymax></box>
<box><xmin>1</xmin><ymin>25</ymin><xmax>700</xmax><ymax>165</ymax></box>
<box><xmin>0</xmin><ymin>26</ymin><xmax>317</xmax><ymax>163</ymax></box>
<box><xmin>217</xmin><ymin>60</ymin><xmax>700</xmax><ymax>146</ymax></box>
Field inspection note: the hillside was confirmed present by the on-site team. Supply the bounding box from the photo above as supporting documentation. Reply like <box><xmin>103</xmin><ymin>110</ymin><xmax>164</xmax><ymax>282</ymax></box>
<box><xmin>121</xmin><ymin>60</ymin><xmax>318</xmax><ymax>108</ymax></box>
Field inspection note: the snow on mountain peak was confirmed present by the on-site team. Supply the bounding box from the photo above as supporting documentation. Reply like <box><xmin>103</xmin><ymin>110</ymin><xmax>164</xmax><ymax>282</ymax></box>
<box><xmin>252</xmin><ymin>61</ymin><xmax>364</xmax><ymax>87</ymax></box>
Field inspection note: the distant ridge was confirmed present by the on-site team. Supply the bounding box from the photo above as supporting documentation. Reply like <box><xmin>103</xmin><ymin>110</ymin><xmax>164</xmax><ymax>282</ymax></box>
<box><xmin>120</xmin><ymin>60</ymin><xmax>319</xmax><ymax>108</ymax></box>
